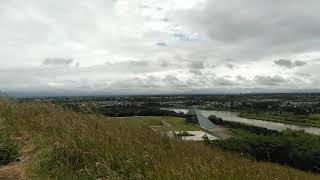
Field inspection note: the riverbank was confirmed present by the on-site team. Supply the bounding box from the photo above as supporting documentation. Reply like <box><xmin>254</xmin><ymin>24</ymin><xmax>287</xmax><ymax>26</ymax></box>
<box><xmin>166</xmin><ymin>108</ymin><xmax>320</xmax><ymax>135</ymax></box>
<box><xmin>165</xmin><ymin>106</ymin><xmax>241</xmax><ymax>113</ymax></box>
<box><xmin>238</xmin><ymin>112</ymin><xmax>320</xmax><ymax>128</ymax></box>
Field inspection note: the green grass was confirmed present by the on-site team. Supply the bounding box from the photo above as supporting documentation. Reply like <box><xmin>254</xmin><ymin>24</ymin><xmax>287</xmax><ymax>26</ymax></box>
<box><xmin>115</xmin><ymin>116</ymin><xmax>201</xmax><ymax>131</ymax></box>
<box><xmin>310</xmin><ymin>114</ymin><xmax>320</xmax><ymax>121</ymax></box>
<box><xmin>0</xmin><ymin>100</ymin><xmax>319</xmax><ymax>179</ymax></box>
<box><xmin>239</xmin><ymin>112</ymin><xmax>320</xmax><ymax>127</ymax></box>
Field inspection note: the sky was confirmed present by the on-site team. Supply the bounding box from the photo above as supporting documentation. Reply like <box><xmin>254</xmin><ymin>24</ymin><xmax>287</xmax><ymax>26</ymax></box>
<box><xmin>1</xmin><ymin>0</ymin><xmax>320</xmax><ymax>96</ymax></box>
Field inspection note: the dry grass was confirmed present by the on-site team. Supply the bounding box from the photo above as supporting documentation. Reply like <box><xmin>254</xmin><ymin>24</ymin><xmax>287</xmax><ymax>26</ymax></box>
<box><xmin>0</xmin><ymin>100</ymin><xmax>319</xmax><ymax>179</ymax></box>
<box><xmin>0</xmin><ymin>141</ymin><xmax>32</xmax><ymax>180</ymax></box>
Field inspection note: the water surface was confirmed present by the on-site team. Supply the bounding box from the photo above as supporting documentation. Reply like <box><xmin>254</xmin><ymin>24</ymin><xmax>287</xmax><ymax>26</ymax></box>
<box><xmin>166</xmin><ymin>108</ymin><xmax>320</xmax><ymax>135</ymax></box>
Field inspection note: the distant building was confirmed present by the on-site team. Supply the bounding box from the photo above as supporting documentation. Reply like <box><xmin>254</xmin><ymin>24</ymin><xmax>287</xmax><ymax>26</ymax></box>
<box><xmin>185</xmin><ymin>108</ymin><xmax>216</xmax><ymax>130</ymax></box>
<box><xmin>185</xmin><ymin>108</ymin><xmax>198</xmax><ymax>124</ymax></box>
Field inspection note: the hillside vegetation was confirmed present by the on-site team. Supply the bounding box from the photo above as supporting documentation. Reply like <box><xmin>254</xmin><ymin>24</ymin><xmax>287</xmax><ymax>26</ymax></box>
<box><xmin>212</xmin><ymin>129</ymin><xmax>320</xmax><ymax>172</ymax></box>
<box><xmin>0</xmin><ymin>100</ymin><xmax>319</xmax><ymax>179</ymax></box>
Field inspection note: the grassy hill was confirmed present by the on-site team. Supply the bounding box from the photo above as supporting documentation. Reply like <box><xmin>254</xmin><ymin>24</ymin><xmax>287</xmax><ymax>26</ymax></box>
<box><xmin>0</xmin><ymin>100</ymin><xmax>319</xmax><ymax>179</ymax></box>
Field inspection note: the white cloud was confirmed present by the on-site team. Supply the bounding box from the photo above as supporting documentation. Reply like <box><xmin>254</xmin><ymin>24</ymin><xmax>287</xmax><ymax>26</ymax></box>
<box><xmin>0</xmin><ymin>0</ymin><xmax>319</xmax><ymax>95</ymax></box>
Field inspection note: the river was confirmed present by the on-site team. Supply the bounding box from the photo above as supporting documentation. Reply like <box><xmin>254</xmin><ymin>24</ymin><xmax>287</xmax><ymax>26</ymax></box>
<box><xmin>166</xmin><ymin>108</ymin><xmax>320</xmax><ymax>135</ymax></box>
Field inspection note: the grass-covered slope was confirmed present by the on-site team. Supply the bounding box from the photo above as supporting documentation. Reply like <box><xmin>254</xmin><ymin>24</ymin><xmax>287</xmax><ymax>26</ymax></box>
<box><xmin>0</xmin><ymin>100</ymin><xmax>319</xmax><ymax>179</ymax></box>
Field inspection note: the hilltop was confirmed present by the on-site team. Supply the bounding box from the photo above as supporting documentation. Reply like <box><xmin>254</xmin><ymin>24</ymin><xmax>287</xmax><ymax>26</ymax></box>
<box><xmin>0</xmin><ymin>100</ymin><xmax>319</xmax><ymax>179</ymax></box>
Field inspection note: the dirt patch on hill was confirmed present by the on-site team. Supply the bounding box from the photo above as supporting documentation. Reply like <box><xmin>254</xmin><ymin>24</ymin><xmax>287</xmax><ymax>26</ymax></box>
<box><xmin>0</xmin><ymin>134</ymin><xmax>33</xmax><ymax>180</ymax></box>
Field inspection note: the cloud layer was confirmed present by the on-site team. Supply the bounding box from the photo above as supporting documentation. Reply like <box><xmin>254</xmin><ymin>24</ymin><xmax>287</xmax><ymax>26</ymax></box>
<box><xmin>0</xmin><ymin>0</ymin><xmax>320</xmax><ymax>95</ymax></box>
<box><xmin>274</xmin><ymin>59</ymin><xmax>307</xmax><ymax>68</ymax></box>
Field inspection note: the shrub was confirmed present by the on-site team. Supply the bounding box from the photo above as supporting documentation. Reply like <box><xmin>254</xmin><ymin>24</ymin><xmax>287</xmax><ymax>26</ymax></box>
<box><xmin>0</xmin><ymin>132</ymin><xmax>19</xmax><ymax>165</ymax></box>
<box><xmin>208</xmin><ymin>115</ymin><xmax>278</xmax><ymax>135</ymax></box>
<box><xmin>210</xmin><ymin>129</ymin><xmax>320</xmax><ymax>172</ymax></box>
<box><xmin>175</xmin><ymin>131</ymin><xmax>194</xmax><ymax>137</ymax></box>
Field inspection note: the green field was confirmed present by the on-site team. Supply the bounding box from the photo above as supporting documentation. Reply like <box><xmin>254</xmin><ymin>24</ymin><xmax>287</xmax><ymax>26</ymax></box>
<box><xmin>114</xmin><ymin>116</ymin><xmax>201</xmax><ymax>131</ymax></box>
<box><xmin>239</xmin><ymin>112</ymin><xmax>320</xmax><ymax>127</ymax></box>
<box><xmin>0</xmin><ymin>100</ymin><xmax>319</xmax><ymax>179</ymax></box>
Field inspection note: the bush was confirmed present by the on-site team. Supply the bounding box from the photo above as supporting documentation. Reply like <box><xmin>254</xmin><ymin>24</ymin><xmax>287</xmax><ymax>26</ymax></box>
<box><xmin>0</xmin><ymin>132</ymin><xmax>19</xmax><ymax>165</ymax></box>
<box><xmin>175</xmin><ymin>131</ymin><xmax>194</xmax><ymax>137</ymax></box>
<box><xmin>210</xmin><ymin>129</ymin><xmax>320</xmax><ymax>172</ymax></box>
<box><xmin>208</xmin><ymin>115</ymin><xmax>223</xmax><ymax>124</ymax></box>
<box><xmin>208</xmin><ymin>115</ymin><xmax>278</xmax><ymax>135</ymax></box>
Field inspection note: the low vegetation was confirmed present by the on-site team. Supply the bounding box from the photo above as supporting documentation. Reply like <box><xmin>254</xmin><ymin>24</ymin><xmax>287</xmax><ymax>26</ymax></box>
<box><xmin>63</xmin><ymin>103</ymin><xmax>185</xmax><ymax>118</ymax></box>
<box><xmin>210</xmin><ymin>128</ymin><xmax>320</xmax><ymax>173</ymax></box>
<box><xmin>208</xmin><ymin>115</ymin><xmax>278</xmax><ymax>135</ymax></box>
<box><xmin>209</xmin><ymin>114</ymin><xmax>320</xmax><ymax>172</ymax></box>
<box><xmin>0</xmin><ymin>132</ymin><xmax>20</xmax><ymax>165</ymax></box>
<box><xmin>0</xmin><ymin>100</ymin><xmax>319</xmax><ymax>179</ymax></box>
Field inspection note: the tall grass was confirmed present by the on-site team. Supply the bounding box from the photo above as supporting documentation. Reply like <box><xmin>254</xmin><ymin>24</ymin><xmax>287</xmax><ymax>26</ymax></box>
<box><xmin>0</xmin><ymin>132</ymin><xmax>19</xmax><ymax>165</ymax></box>
<box><xmin>0</xmin><ymin>100</ymin><xmax>319</xmax><ymax>179</ymax></box>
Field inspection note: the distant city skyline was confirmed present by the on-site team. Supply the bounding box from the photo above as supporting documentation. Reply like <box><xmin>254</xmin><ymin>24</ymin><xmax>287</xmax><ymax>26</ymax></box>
<box><xmin>1</xmin><ymin>0</ymin><xmax>320</xmax><ymax>96</ymax></box>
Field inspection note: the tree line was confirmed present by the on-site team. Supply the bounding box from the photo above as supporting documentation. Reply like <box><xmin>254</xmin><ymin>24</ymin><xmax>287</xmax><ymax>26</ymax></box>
<box><xmin>207</xmin><ymin>115</ymin><xmax>320</xmax><ymax>173</ymax></box>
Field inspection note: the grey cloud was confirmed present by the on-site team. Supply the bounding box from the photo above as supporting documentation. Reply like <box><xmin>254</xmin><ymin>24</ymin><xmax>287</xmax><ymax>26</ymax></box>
<box><xmin>126</xmin><ymin>61</ymin><xmax>149</xmax><ymax>66</ymax></box>
<box><xmin>172</xmin><ymin>1</ymin><xmax>320</xmax><ymax>61</ymax></box>
<box><xmin>160</xmin><ymin>18</ymin><xmax>169</xmax><ymax>22</ymax></box>
<box><xmin>139</xmin><ymin>5</ymin><xmax>152</xmax><ymax>9</ymax></box>
<box><xmin>156</xmin><ymin>42</ymin><xmax>168</xmax><ymax>47</ymax></box>
<box><xmin>103</xmin><ymin>60</ymin><xmax>150</xmax><ymax>73</ymax></box>
<box><xmin>110</xmin><ymin>76</ymin><xmax>161</xmax><ymax>89</ymax></box>
<box><xmin>189</xmin><ymin>69</ymin><xmax>202</xmax><ymax>75</ymax></box>
<box><xmin>163</xmin><ymin>75</ymin><xmax>188</xmax><ymax>88</ymax></box>
<box><xmin>214</xmin><ymin>77</ymin><xmax>238</xmax><ymax>86</ymax></box>
<box><xmin>0</xmin><ymin>63</ymin><xmax>317</xmax><ymax>95</ymax></box>
<box><xmin>109</xmin><ymin>75</ymin><xmax>188</xmax><ymax>90</ymax></box>
<box><xmin>189</xmin><ymin>61</ymin><xmax>204</xmax><ymax>69</ymax></box>
<box><xmin>159</xmin><ymin>60</ymin><xmax>170</xmax><ymax>67</ymax></box>
<box><xmin>274</xmin><ymin>59</ymin><xmax>307</xmax><ymax>68</ymax></box>
<box><xmin>102</xmin><ymin>60</ymin><xmax>182</xmax><ymax>73</ymax></box>
<box><xmin>274</xmin><ymin>59</ymin><xmax>292</xmax><ymax>68</ymax></box>
<box><xmin>43</xmin><ymin>58</ymin><xmax>74</xmax><ymax>66</ymax></box>
<box><xmin>254</xmin><ymin>75</ymin><xmax>286</xmax><ymax>86</ymax></box>
<box><xmin>293</xmin><ymin>60</ymin><xmax>307</xmax><ymax>67</ymax></box>
<box><xmin>296</xmin><ymin>72</ymin><xmax>311</xmax><ymax>77</ymax></box>
<box><xmin>236</xmin><ymin>76</ymin><xmax>246</xmax><ymax>81</ymax></box>
<box><xmin>226</xmin><ymin>64</ymin><xmax>236</xmax><ymax>69</ymax></box>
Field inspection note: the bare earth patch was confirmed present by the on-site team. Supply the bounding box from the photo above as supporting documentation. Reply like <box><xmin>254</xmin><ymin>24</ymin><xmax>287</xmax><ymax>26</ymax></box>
<box><xmin>0</xmin><ymin>135</ymin><xmax>33</xmax><ymax>180</ymax></box>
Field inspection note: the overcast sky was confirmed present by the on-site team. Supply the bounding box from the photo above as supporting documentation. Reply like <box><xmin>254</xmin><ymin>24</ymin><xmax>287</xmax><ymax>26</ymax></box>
<box><xmin>1</xmin><ymin>0</ymin><xmax>320</xmax><ymax>96</ymax></box>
